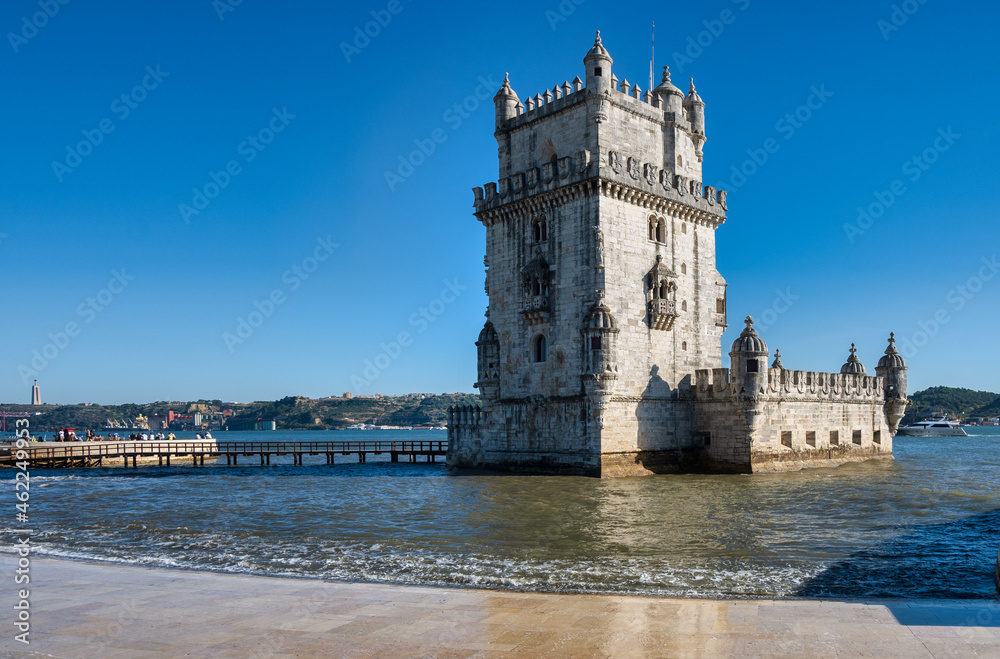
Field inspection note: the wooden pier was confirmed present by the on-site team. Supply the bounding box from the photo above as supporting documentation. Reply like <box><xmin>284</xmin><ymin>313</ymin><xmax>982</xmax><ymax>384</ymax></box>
<box><xmin>0</xmin><ymin>440</ymin><xmax>448</xmax><ymax>469</ymax></box>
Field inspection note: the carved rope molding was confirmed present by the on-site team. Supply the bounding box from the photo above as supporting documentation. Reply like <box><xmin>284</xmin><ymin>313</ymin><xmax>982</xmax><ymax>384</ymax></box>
<box><xmin>476</xmin><ymin>178</ymin><xmax>724</xmax><ymax>228</ymax></box>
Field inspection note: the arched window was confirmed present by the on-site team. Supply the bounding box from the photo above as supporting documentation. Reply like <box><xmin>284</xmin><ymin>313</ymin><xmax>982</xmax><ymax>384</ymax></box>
<box><xmin>681</xmin><ymin>263</ymin><xmax>687</xmax><ymax>275</ymax></box>
<box><xmin>654</xmin><ymin>221</ymin><xmax>663</xmax><ymax>243</ymax></box>
<box><xmin>531</xmin><ymin>277</ymin><xmax>541</xmax><ymax>296</ymax></box>
<box><xmin>658</xmin><ymin>281</ymin><xmax>668</xmax><ymax>300</ymax></box>
<box><xmin>534</xmin><ymin>335</ymin><xmax>547</xmax><ymax>363</ymax></box>
<box><xmin>648</xmin><ymin>217</ymin><xmax>656</xmax><ymax>241</ymax></box>
<box><xmin>532</xmin><ymin>215</ymin><xmax>548</xmax><ymax>243</ymax></box>
<box><xmin>677</xmin><ymin>155</ymin><xmax>683</xmax><ymax>167</ymax></box>
<box><xmin>590</xmin><ymin>336</ymin><xmax>602</xmax><ymax>351</ymax></box>
<box><xmin>681</xmin><ymin>300</ymin><xmax>688</xmax><ymax>311</ymax></box>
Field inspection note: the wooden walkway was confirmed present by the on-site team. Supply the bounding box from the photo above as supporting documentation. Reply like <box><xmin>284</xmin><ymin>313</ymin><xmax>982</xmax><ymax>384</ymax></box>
<box><xmin>0</xmin><ymin>439</ymin><xmax>448</xmax><ymax>468</ymax></box>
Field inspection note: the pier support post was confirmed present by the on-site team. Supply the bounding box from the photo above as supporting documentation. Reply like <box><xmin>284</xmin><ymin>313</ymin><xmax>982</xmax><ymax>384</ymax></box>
<box><xmin>132</xmin><ymin>456</ymin><xmax>137</xmax><ymax>468</ymax></box>
<box><xmin>260</xmin><ymin>454</ymin><xmax>265</xmax><ymax>466</ymax></box>
<box><xmin>166</xmin><ymin>455</ymin><xmax>171</xmax><ymax>466</ymax></box>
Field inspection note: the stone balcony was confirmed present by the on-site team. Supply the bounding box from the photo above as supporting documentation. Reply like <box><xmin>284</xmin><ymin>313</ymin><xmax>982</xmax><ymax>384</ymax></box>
<box><xmin>521</xmin><ymin>295</ymin><xmax>550</xmax><ymax>325</ymax></box>
<box><xmin>648</xmin><ymin>299</ymin><xmax>678</xmax><ymax>331</ymax></box>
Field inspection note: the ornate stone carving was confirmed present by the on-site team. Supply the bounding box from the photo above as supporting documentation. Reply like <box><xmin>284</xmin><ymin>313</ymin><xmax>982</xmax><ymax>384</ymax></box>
<box><xmin>608</xmin><ymin>150</ymin><xmax>622</xmax><ymax>173</ymax></box>
<box><xmin>644</xmin><ymin>163</ymin><xmax>658</xmax><ymax>186</ymax></box>
<box><xmin>626</xmin><ymin>157</ymin><xmax>641</xmax><ymax>180</ymax></box>
<box><xmin>558</xmin><ymin>156</ymin><xmax>572</xmax><ymax>179</ymax></box>
<box><xmin>675</xmin><ymin>174</ymin><xmax>687</xmax><ymax>196</ymax></box>
<box><xmin>526</xmin><ymin>167</ymin><xmax>539</xmax><ymax>188</ymax></box>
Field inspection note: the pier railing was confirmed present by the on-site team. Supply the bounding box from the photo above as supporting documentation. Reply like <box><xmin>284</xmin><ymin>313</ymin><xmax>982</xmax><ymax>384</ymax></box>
<box><xmin>0</xmin><ymin>440</ymin><xmax>448</xmax><ymax>464</ymax></box>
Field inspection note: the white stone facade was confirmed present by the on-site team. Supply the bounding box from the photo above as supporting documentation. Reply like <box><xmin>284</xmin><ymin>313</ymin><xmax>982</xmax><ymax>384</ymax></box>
<box><xmin>448</xmin><ymin>33</ymin><xmax>907</xmax><ymax>477</ymax></box>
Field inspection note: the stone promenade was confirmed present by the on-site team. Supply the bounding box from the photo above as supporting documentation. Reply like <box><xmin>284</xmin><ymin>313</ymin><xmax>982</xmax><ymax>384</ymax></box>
<box><xmin>1</xmin><ymin>556</ymin><xmax>998</xmax><ymax>658</ymax></box>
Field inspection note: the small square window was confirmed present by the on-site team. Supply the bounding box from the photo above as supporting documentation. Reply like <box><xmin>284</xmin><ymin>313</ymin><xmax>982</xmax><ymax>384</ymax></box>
<box><xmin>852</xmin><ymin>430</ymin><xmax>862</xmax><ymax>445</ymax></box>
<box><xmin>806</xmin><ymin>431</ymin><xmax>816</xmax><ymax>447</ymax></box>
<box><xmin>830</xmin><ymin>430</ymin><xmax>840</xmax><ymax>446</ymax></box>
<box><xmin>590</xmin><ymin>336</ymin><xmax>602</xmax><ymax>350</ymax></box>
<box><xmin>594</xmin><ymin>67</ymin><xmax>602</xmax><ymax>77</ymax></box>
<box><xmin>781</xmin><ymin>431</ymin><xmax>792</xmax><ymax>448</ymax></box>
<box><xmin>873</xmin><ymin>430</ymin><xmax>881</xmax><ymax>445</ymax></box>
<box><xmin>746</xmin><ymin>360</ymin><xmax>759</xmax><ymax>373</ymax></box>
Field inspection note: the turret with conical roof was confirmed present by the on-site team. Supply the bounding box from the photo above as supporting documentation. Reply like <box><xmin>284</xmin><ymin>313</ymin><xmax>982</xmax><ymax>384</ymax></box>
<box><xmin>654</xmin><ymin>66</ymin><xmax>684</xmax><ymax>117</ymax></box>
<box><xmin>493</xmin><ymin>73</ymin><xmax>519</xmax><ymax>132</ymax></box>
<box><xmin>584</xmin><ymin>30</ymin><xmax>613</xmax><ymax>94</ymax></box>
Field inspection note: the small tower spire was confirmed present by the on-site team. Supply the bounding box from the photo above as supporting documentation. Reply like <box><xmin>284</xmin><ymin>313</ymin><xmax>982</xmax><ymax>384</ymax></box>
<box><xmin>771</xmin><ymin>349</ymin><xmax>784</xmax><ymax>370</ymax></box>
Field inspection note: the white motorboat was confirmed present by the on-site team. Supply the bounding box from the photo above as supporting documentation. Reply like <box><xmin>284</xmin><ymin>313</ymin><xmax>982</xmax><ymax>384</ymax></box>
<box><xmin>896</xmin><ymin>417</ymin><xmax>968</xmax><ymax>437</ymax></box>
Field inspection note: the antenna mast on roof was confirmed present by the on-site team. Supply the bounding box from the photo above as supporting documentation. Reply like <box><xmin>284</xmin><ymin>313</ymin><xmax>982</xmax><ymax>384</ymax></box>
<box><xmin>649</xmin><ymin>21</ymin><xmax>655</xmax><ymax>92</ymax></box>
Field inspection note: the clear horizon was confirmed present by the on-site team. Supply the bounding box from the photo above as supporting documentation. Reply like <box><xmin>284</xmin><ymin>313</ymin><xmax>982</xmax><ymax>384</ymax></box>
<box><xmin>3</xmin><ymin>0</ymin><xmax>997</xmax><ymax>404</ymax></box>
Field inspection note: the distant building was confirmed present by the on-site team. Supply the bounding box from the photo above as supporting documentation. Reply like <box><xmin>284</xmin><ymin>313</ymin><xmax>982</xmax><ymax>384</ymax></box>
<box><xmin>31</xmin><ymin>380</ymin><xmax>40</xmax><ymax>406</ymax></box>
<box><xmin>343</xmin><ymin>392</ymin><xmax>353</xmax><ymax>399</ymax></box>
<box><xmin>448</xmin><ymin>33</ymin><xmax>907</xmax><ymax>477</ymax></box>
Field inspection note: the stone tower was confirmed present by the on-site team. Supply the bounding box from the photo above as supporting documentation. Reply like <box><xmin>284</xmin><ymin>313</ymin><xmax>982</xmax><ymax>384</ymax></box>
<box><xmin>448</xmin><ymin>32</ymin><xmax>902</xmax><ymax>476</ymax></box>
<box><xmin>31</xmin><ymin>380</ymin><xmax>40</xmax><ymax>406</ymax></box>
<box><xmin>450</xmin><ymin>32</ymin><xmax>729</xmax><ymax>476</ymax></box>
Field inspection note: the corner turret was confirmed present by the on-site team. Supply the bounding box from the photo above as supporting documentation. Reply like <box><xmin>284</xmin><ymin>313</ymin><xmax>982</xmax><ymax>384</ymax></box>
<box><xmin>730</xmin><ymin>316</ymin><xmax>769</xmax><ymax>396</ymax></box>
<box><xmin>683</xmin><ymin>78</ymin><xmax>705</xmax><ymax>161</ymax></box>
<box><xmin>475</xmin><ymin>316</ymin><xmax>501</xmax><ymax>404</ymax></box>
<box><xmin>494</xmin><ymin>73</ymin><xmax>519</xmax><ymax>131</ymax></box>
<box><xmin>654</xmin><ymin>66</ymin><xmax>684</xmax><ymax>118</ymax></box>
<box><xmin>584</xmin><ymin>31</ymin><xmax>613</xmax><ymax>94</ymax></box>
<box><xmin>876</xmin><ymin>333</ymin><xmax>908</xmax><ymax>433</ymax></box>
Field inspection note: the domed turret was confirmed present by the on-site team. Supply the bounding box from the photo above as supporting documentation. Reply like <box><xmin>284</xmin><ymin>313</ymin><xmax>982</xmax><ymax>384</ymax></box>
<box><xmin>731</xmin><ymin>316</ymin><xmax>768</xmax><ymax>355</ymax></box>
<box><xmin>581</xmin><ymin>293</ymin><xmax>619</xmax><ymax>379</ymax></box>
<box><xmin>654</xmin><ymin>66</ymin><xmax>683</xmax><ymax>116</ymax></box>
<box><xmin>840</xmin><ymin>344</ymin><xmax>866</xmax><ymax>375</ymax></box>
<box><xmin>475</xmin><ymin>317</ymin><xmax>501</xmax><ymax>402</ymax></box>
<box><xmin>583</xmin><ymin>299</ymin><xmax>617</xmax><ymax>330</ymax></box>
<box><xmin>875</xmin><ymin>333</ymin><xmax>908</xmax><ymax>432</ymax></box>
<box><xmin>493</xmin><ymin>72</ymin><xmax>519</xmax><ymax>130</ymax></box>
<box><xmin>729</xmin><ymin>316</ymin><xmax>769</xmax><ymax>395</ymax></box>
<box><xmin>584</xmin><ymin>31</ymin><xmax>613</xmax><ymax>94</ymax></box>
<box><xmin>477</xmin><ymin>319</ymin><xmax>498</xmax><ymax>346</ymax></box>
<box><xmin>877</xmin><ymin>332</ymin><xmax>906</xmax><ymax>370</ymax></box>
<box><xmin>683</xmin><ymin>78</ymin><xmax>705</xmax><ymax>134</ymax></box>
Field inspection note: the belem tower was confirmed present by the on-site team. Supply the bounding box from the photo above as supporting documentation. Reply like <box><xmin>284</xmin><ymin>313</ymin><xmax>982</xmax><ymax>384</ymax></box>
<box><xmin>447</xmin><ymin>32</ymin><xmax>909</xmax><ymax>477</ymax></box>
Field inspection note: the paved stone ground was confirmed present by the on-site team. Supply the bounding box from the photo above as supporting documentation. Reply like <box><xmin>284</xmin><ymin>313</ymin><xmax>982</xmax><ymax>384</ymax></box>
<box><xmin>0</xmin><ymin>556</ymin><xmax>998</xmax><ymax>658</ymax></box>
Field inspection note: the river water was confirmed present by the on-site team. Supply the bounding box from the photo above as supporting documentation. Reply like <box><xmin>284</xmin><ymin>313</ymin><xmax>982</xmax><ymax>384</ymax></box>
<box><xmin>5</xmin><ymin>429</ymin><xmax>1000</xmax><ymax>599</ymax></box>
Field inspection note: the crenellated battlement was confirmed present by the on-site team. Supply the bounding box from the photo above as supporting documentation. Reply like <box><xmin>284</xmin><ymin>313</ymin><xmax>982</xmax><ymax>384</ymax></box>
<box><xmin>767</xmin><ymin>369</ymin><xmax>883</xmax><ymax>400</ymax></box>
<box><xmin>447</xmin><ymin>404</ymin><xmax>483</xmax><ymax>430</ymax></box>
<box><xmin>696</xmin><ymin>367</ymin><xmax>885</xmax><ymax>403</ymax></box>
<box><xmin>472</xmin><ymin>148</ymin><xmax>727</xmax><ymax>224</ymax></box>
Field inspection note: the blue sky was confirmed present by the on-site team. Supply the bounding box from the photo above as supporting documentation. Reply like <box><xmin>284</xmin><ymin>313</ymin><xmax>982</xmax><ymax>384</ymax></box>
<box><xmin>1</xmin><ymin>0</ymin><xmax>997</xmax><ymax>404</ymax></box>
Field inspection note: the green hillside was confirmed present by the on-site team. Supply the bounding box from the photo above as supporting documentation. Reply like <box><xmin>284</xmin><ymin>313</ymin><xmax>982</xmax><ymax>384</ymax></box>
<box><xmin>908</xmin><ymin>387</ymin><xmax>999</xmax><ymax>418</ymax></box>
<box><xmin>971</xmin><ymin>396</ymin><xmax>1000</xmax><ymax>419</ymax></box>
<box><xmin>0</xmin><ymin>393</ymin><xmax>480</xmax><ymax>432</ymax></box>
